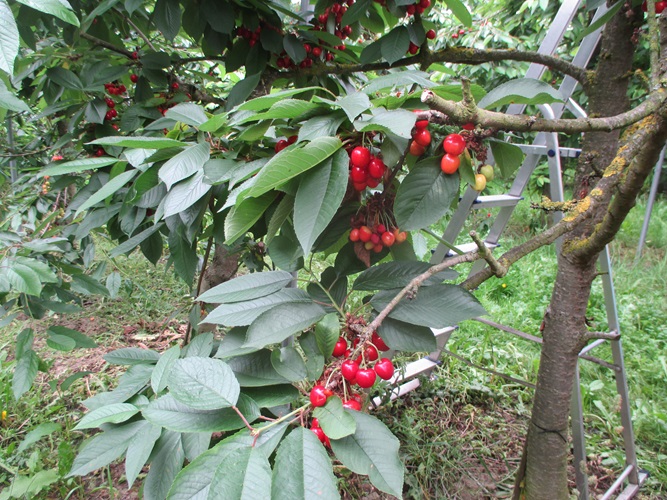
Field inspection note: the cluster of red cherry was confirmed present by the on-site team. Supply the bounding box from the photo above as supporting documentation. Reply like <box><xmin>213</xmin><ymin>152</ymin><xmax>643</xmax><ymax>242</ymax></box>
<box><xmin>408</xmin><ymin>118</ymin><xmax>433</xmax><ymax>157</ymax></box>
<box><xmin>373</xmin><ymin>0</ymin><xmax>432</xmax><ymax>16</ymax></box>
<box><xmin>349</xmin><ymin>222</ymin><xmax>407</xmax><ymax>253</ymax></box>
<box><xmin>274</xmin><ymin>135</ymin><xmax>298</xmax><ymax>153</ymax></box>
<box><xmin>348</xmin><ymin>146</ymin><xmax>387</xmax><ymax>191</ymax></box>
<box><xmin>103</xmin><ymin>83</ymin><xmax>126</xmax><ymax>122</ymax></box>
<box><xmin>440</xmin><ymin>133</ymin><xmax>467</xmax><ymax>174</ymax></box>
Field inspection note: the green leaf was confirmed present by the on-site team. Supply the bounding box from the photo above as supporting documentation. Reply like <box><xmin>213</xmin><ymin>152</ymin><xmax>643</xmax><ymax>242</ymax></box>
<box><xmin>106</xmin><ymin>271</ymin><xmax>121</xmax><ymax>299</ymax></box>
<box><xmin>248</xmin><ymin>136</ymin><xmax>342</xmax><ymax>197</ymax></box>
<box><xmin>354</xmin><ymin>108</ymin><xmax>416</xmax><ymax>139</ymax></box>
<box><xmin>68</xmin><ymin>421</ymin><xmax>150</xmax><ymax>477</ymax></box>
<box><xmin>336</xmin><ymin>91</ymin><xmax>372</xmax><ymax>122</ymax></box>
<box><xmin>125</xmin><ymin>423</ymin><xmax>162</xmax><ymax>487</ymax></box>
<box><xmin>15</xmin><ymin>328</ymin><xmax>34</xmax><ymax>360</ymax></box>
<box><xmin>478</xmin><ymin>78</ymin><xmax>564</xmax><ymax>109</ymax></box>
<box><xmin>578</xmin><ymin>0</ymin><xmax>623</xmax><ymax>40</ymax></box>
<box><xmin>88</xmin><ymin>136</ymin><xmax>187</xmax><ymax>149</ymax></box>
<box><xmin>165</xmin><ymin>102</ymin><xmax>208</xmax><ymax>127</ymax></box>
<box><xmin>489</xmin><ymin>140</ymin><xmax>525</xmax><ymax>179</ymax></box>
<box><xmin>70</xmin><ymin>274</ymin><xmax>110</xmax><ymax>297</ymax></box>
<box><xmin>443</xmin><ymin>0</ymin><xmax>472</xmax><ymax>27</ymax></box>
<box><xmin>224</xmin><ymin>192</ymin><xmax>278</xmax><ymax>244</ymax></box>
<box><xmin>226</xmin><ymin>350</ymin><xmax>292</xmax><ymax>387</ymax></box>
<box><xmin>182</xmin><ymin>432</ymin><xmax>211</xmax><ymax>462</ymax></box>
<box><xmin>214</xmin><ymin>328</ymin><xmax>260</xmax><ymax>360</ymax></box>
<box><xmin>226</xmin><ymin>72</ymin><xmax>263</xmax><ymax>110</ymax></box>
<box><xmin>163</xmin><ymin>171</ymin><xmax>210</xmax><ymax>218</ymax></box>
<box><xmin>299</xmin><ymin>330</ymin><xmax>325</xmax><ymax>381</ymax></box>
<box><xmin>377</xmin><ymin>317</ymin><xmax>436</xmax><ymax>352</ymax></box>
<box><xmin>0</xmin><ymin>0</ymin><xmax>20</xmax><ymax>74</ymax></box>
<box><xmin>313</xmin><ymin>397</ymin><xmax>356</xmax><ymax>439</ymax></box>
<box><xmin>46</xmin><ymin>67</ymin><xmax>83</xmax><ymax>90</ymax></box>
<box><xmin>240</xmin><ymin>385</ymin><xmax>300</xmax><ymax>408</ymax></box>
<box><xmin>82</xmin><ymin>365</ymin><xmax>153</xmax><ymax>410</ymax></box>
<box><xmin>314</xmin><ymin>312</ymin><xmax>340</xmax><ymax>358</ymax></box>
<box><xmin>12</xmin><ymin>350</ymin><xmax>38</xmax><ymax>399</ymax></box>
<box><xmin>362</xmin><ymin>70</ymin><xmax>434</xmax><ymax>94</ymax></box>
<box><xmin>151</xmin><ymin>345</ymin><xmax>181</xmax><ymax>394</ymax></box>
<box><xmin>60</xmin><ymin>371</ymin><xmax>91</xmax><ymax>391</ymax></box>
<box><xmin>270</xmin><ymin>346</ymin><xmax>308</xmax><ymax>382</ymax></box>
<box><xmin>341</xmin><ymin>0</ymin><xmax>372</xmax><ymax>25</ymax></box>
<box><xmin>432</xmin><ymin>83</ymin><xmax>487</xmax><ymax>103</ymax></box>
<box><xmin>42</xmin><ymin>157</ymin><xmax>120</xmax><ymax>176</ymax></box>
<box><xmin>159</xmin><ymin>142</ymin><xmax>210</xmax><ymax>190</ymax></box>
<box><xmin>183</xmin><ymin>332</ymin><xmax>213</xmax><ymax>358</ymax></box>
<box><xmin>203</xmin><ymin>288</ymin><xmax>312</xmax><ymax>327</ymax></box>
<box><xmin>143</xmin><ymin>394</ymin><xmax>259</xmax><ymax>433</ymax></box>
<box><xmin>380</xmin><ymin>26</ymin><xmax>410</xmax><ymax>65</ymax></box>
<box><xmin>330</xmin><ymin>411</ymin><xmax>404</xmax><ymax>497</ymax></box>
<box><xmin>197</xmin><ymin>270</ymin><xmax>293</xmax><ymax>304</ymax></box>
<box><xmin>371</xmin><ymin>284</ymin><xmax>487</xmax><ymax>328</ymax></box>
<box><xmin>294</xmin><ymin>150</ymin><xmax>348</xmax><ymax>254</ymax></box>
<box><xmin>74</xmin><ymin>403</ymin><xmax>139</xmax><ymax>430</ymax></box>
<box><xmin>109</xmin><ymin>223</ymin><xmax>164</xmax><ymax>258</ymax></box>
<box><xmin>0</xmin><ymin>470</ymin><xmax>59</xmax><ymax>499</ymax></box>
<box><xmin>154</xmin><ymin>0</ymin><xmax>182</xmax><ymax>40</ymax></box>
<box><xmin>47</xmin><ymin>326</ymin><xmax>97</xmax><ymax>348</ymax></box>
<box><xmin>104</xmin><ymin>347</ymin><xmax>160</xmax><ymax>365</ymax></box>
<box><xmin>166</xmin><ymin>422</ymin><xmax>289</xmax><ymax>500</ymax></box>
<box><xmin>75</xmin><ymin>170</ymin><xmax>138</xmax><ymax>216</ymax></box>
<box><xmin>144</xmin><ymin>430</ymin><xmax>185</xmax><ymax>500</ymax></box>
<box><xmin>272</xmin><ymin>427</ymin><xmax>339</xmax><ymax>500</ymax></box>
<box><xmin>208</xmin><ymin>447</ymin><xmax>272</xmax><ymax>500</ymax></box>
<box><xmin>353</xmin><ymin>261</ymin><xmax>457</xmax><ymax>291</ymax></box>
<box><xmin>297</xmin><ymin>114</ymin><xmax>346</xmax><ymax>142</ymax></box>
<box><xmin>236</xmin><ymin>86</ymin><xmax>325</xmax><ymax>112</ymax></box>
<box><xmin>238</xmin><ymin>99</ymin><xmax>320</xmax><ymax>124</ymax></box>
<box><xmin>283</xmin><ymin>33</ymin><xmax>306</xmax><ymax>63</ymax></box>
<box><xmin>0</xmin><ymin>84</ymin><xmax>30</xmax><ymax>112</ymax></box>
<box><xmin>167</xmin><ymin>357</ymin><xmax>240</xmax><ymax>410</ymax></box>
<box><xmin>46</xmin><ymin>333</ymin><xmax>76</xmax><ymax>351</ymax></box>
<box><xmin>244</xmin><ymin>302</ymin><xmax>327</xmax><ymax>349</ymax></box>
<box><xmin>15</xmin><ymin>0</ymin><xmax>79</xmax><ymax>26</ymax></box>
<box><xmin>5</xmin><ymin>263</ymin><xmax>42</xmax><ymax>296</ymax></box>
<box><xmin>394</xmin><ymin>157</ymin><xmax>460</xmax><ymax>230</ymax></box>
<box><xmin>17</xmin><ymin>423</ymin><xmax>60</xmax><ymax>454</ymax></box>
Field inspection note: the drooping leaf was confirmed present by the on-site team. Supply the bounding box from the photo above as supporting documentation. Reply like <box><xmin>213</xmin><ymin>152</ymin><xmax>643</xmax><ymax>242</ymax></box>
<box><xmin>243</xmin><ymin>302</ymin><xmax>326</xmax><ymax>349</ymax></box>
<box><xmin>203</xmin><ymin>288</ymin><xmax>311</xmax><ymax>327</ymax></box>
<box><xmin>377</xmin><ymin>317</ymin><xmax>437</xmax><ymax>352</ymax></box>
<box><xmin>362</xmin><ymin>70</ymin><xmax>435</xmax><ymax>94</ymax></box>
<box><xmin>371</xmin><ymin>284</ymin><xmax>486</xmax><ymax>328</ymax></box>
<box><xmin>224</xmin><ymin>192</ymin><xmax>278</xmax><ymax>244</ymax></box>
<box><xmin>197</xmin><ymin>270</ymin><xmax>293</xmax><ymax>304</ymax></box>
<box><xmin>159</xmin><ymin>142</ymin><xmax>211</xmax><ymax>190</ymax></box>
<box><xmin>208</xmin><ymin>447</ymin><xmax>272</xmax><ymax>500</ymax></box>
<box><xmin>478</xmin><ymin>78</ymin><xmax>564</xmax><ymax>109</ymax></box>
<box><xmin>109</xmin><ymin>223</ymin><xmax>164</xmax><ymax>258</ymax></box>
<box><xmin>75</xmin><ymin>170</ymin><xmax>138</xmax><ymax>216</ymax></box>
<box><xmin>153</xmin><ymin>0</ymin><xmax>182</xmax><ymax>40</ymax></box>
<box><xmin>294</xmin><ymin>150</ymin><xmax>348</xmax><ymax>254</ymax></box>
<box><xmin>125</xmin><ymin>423</ymin><xmax>162</xmax><ymax>487</ymax></box>
<box><xmin>165</xmin><ymin>102</ymin><xmax>209</xmax><ymax>127</ymax></box>
<box><xmin>442</xmin><ymin>0</ymin><xmax>472</xmax><ymax>27</ymax></box>
<box><xmin>16</xmin><ymin>423</ymin><xmax>60</xmax><ymax>454</ymax></box>
<box><xmin>151</xmin><ymin>345</ymin><xmax>181</xmax><ymax>394</ymax></box>
<box><xmin>226</xmin><ymin>350</ymin><xmax>292</xmax><ymax>387</ymax></box>
<box><xmin>240</xmin><ymin>385</ymin><xmax>299</xmax><ymax>408</ymax></box>
<box><xmin>167</xmin><ymin>357</ymin><xmax>240</xmax><ymax>410</ymax></box>
<box><xmin>104</xmin><ymin>347</ymin><xmax>160</xmax><ymax>365</ymax></box>
<box><xmin>143</xmin><ymin>430</ymin><xmax>185</xmax><ymax>500</ymax></box>
<box><xmin>336</xmin><ymin>91</ymin><xmax>372</xmax><ymax>121</ymax></box>
<box><xmin>313</xmin><ymin>397</ymin><xmax>356</xmax><ymax>440</ymax></box>
<box><xmin>248</xmin><ymin>136</ymin><xmax>342</xmax><ymax>197</ymax></box>
<box><xmin>12</xmin><ymin>350</ymin><xmax>39</xmax><ymax>399</ymax></box>
<box><xmin>353</xmin><ymin>261</ymin><xmax>457</xmax><ymax>291</ymax></box>
<box><xmin>41</xmin><ymin>157</ymin><xmax>121</xmax><ymax>176</ymax></box>
<box><xmin>0</xmin><ymin>0</ymin><xmax>20</xmax><ymax>74</ymax></box>
<box><xmin>270</xmin><ymin>347</ymin><xmax>308</xmax><ymax>382</ymax></box>
<box><xmin>271</xmin><ymin>428</ymin><xmax>339</xmax><ymax>500</ymax></box>
<box><xmin>380</xmin><ymin>25</ymin><xmax>410</xmax><ymax>65</ymax></box>
<box><xmin>73</xmin><ymin>403</ymin><xmax>139</xmax><ymax>430</ymax></box>
<box><xmin>489</xmin><ymin>140</ymin><xmax>525</xmax><ymax>179</ymax></box>
<box><xmin>15</xmin><ymin>0</ymin><xmax>79</xmax><ymax>26</ymax></box>
<box><xmin>314</xmin><ymin>312</ymin><xmax>340</xmax><ymax>358</ymax></box>
<box><xmin>394</xmin><ymin>157</ymin><xmax>460</xmax><ymax>230</ymax></box>
<box><xmin>330</xmin><ymin>411</ymin><xmax>404</xmax><ymax>498</ymax></box>
<box><xmin>354</xmin><ymin>108</ymin><xmax>416</xmax><ymax>139</ymax></box>
<box><xmin>88</xmin><ymin>136</ymin><xmax>187</xmax><ymax>149</ymax></box>
<box><xmin>163</xmin><ymin>171</ymin><xmax>211</xmax><ymax>218</ymax></box>
<box><xmin>47</xmin><ymin>326</ymin><xmax>97</xmax><ymax>348</ymax></box>
<box><xmin>578</xmin><ymin>0</ymin><xmax>623</xmax><ymax>39</ymax></box>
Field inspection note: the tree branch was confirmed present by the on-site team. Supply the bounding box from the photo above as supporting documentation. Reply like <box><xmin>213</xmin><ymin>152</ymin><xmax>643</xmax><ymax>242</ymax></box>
<box><xmin>79</xmin><ymin>32</ymin><xmax>135</xmax><ymax>58</ymax></box>
<box><xmin>584</xmin><ymin>330</ymin><xmax>620</xmax><ymax>341</ymax></box>
<box><xmin>421</xmin><ymin>87</ymin><xmax>667</xmax><ymax>133</ymax></box>
<box><xmin>470</xmin><ymin>231</ymin><xmax>507</xmax><ymax>278</ymax></box>
<box><xmin>647</xmin><ymin>0</ymin><xmax>662</xmax><ymax>87</ymax></box>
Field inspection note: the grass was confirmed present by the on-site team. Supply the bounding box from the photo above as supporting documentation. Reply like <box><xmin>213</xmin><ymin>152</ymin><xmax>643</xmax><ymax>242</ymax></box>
<box><xmin>1</xmin><ymin>194</ymin><xmax>666</xmax><ymax>498</ymax></box>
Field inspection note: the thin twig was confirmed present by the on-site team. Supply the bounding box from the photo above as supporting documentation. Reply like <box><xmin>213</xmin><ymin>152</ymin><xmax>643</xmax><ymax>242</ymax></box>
<box><xmin>117</xmin><ymin>10</ymin><xmax>156</xmax><ymax>51</ymax></box>
<box><xmin>470</xmin><ymin>231</ymin><xmax>507</xmax><ymax>277</ymax></box>
<box><xmin>79</xmin><ymin>32</ymin><xmax>134</xmax><ymax>58</ymax></box>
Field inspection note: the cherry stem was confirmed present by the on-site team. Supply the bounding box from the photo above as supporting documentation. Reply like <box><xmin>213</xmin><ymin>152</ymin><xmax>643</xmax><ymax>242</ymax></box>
<box><xmin>232</xmin><ymin>406</ymin><xmax>254</xmax><ymax>432</ymax></box>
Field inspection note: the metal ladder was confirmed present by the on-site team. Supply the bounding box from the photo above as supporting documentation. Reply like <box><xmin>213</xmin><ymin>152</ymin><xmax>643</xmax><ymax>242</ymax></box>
<box><xmin>375</xmin><ymin>1</ymin><xmax>648</xmax><ymax>497</ymax></box>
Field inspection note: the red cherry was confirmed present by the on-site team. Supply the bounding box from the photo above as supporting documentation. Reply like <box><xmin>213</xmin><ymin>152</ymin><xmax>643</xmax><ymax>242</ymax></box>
<box><xmin>311</xmin><ymin>426</ymin><xmax>330</xmax><ymax>446</ymax></box>
<box><xmin>287</xmin><ymin>135</ymin><xmax>298</xmax><ymax>144</ymax></box>
<box><xmin>118</xmin><ymin>85</ymin><xmax>126</xmax><ymax>93</ymax></box>
<box><xmin>332</xmin><ymin>337</ymin><xmax>348</xmax><ymax>357</ymax></box>
<box><xmin>370</xmin><ymin>233</ymin><xmax>380</xmax><ymax>245</ymax></box>
<box><xmin>452</xmin><ymin>33</ymin><xmax>459</xmax><ymax>39</ymax></box>
<box><xmin>350</xmin><ymin>166</ymin><xmax>367</xmax><ymax>183</ymax></box>
<box><xmin>372</xmin><ymin>243</ymin><xmax>383</xmax><ymax>253</ymax></box>
<box><xmin>414</xmin><ymin>129</ymin><xmax>431</xmax><ymax>147</ymax></box>
<box><xmin>440</xmin><ymin>154</ymin><xmax>461</xmax><ymax>174</ymax></box>
<box><xmin>171</xmin><ymin>82</ymin><xmax>179</xmax><ymax>90</ymax></box>
<box><xmin>105</xmin><ymin>110</ymin><xmax>114</xmax><ymax>121</ymax></box>
<box><xmin>396</xmin><ymin>231</ymin><xmax>408</xmax><ymax>243</ymax></box>
<box><xmin>658</xmin><ymin>1</ymin><xmax>667</xmax><ymax>13</ymax></box>
<box><xmin>349</xmin><ymin>228</ymin><xmax>360</xmax><ymax>242</ymax></box>
<box><xmin>106</xmin><ymin>99</ymin><xmax>115</xmax><ymax>108</ymax></box>
<box><xmin>353</xmin><ymin>181</ymin><xmax>367</xmax><ymax>192</ymax></box>
<box><xmin>366</xmin><ymin>177</ymin><xmax>379</xmax><ymax>188</ymax></box>
<box><xmin>420</xmin><ymin>0</ymin><xmax>431</xmax><ymax>8</ymax></box>
<box><xmin>426</xmin><ymin>29</ymin><xmax>436</xmax><ymax>40</ymax></box>
<box><xmin>408</xmin><ymin>42</ymin><xmax>419</xmax><ymax>55</ymax></box>
<box><xmin>372</xmin><ymin>331</ymin><xmax>390</xmax><ymax>351</ymax></box>
<box><xmin>381</xmin><ymin>231</ymin><xmax>395</xmax><ymax>247</ymax></box>
<box><xmin>367</xmin><ymin>158</ymin><xmax>386</xmax><ymax>179</ymax></box>
<box><xmin>312</xmin><ymin>46</ymin><xmax>322</xmax><ymax>57</ymax></box>
<box><xmin>374</xmin><ymin>358</ymin><xmax>395</xmax><ymax>380</ymax></box>
<box><xmin>350</xmin><ymin>147</ymin><xmax>371</xmax><ymax>168</ymax></box>
<box><xmin>375</xmin><ymin>223</ymin><xmax>386</xmax><ymax>234</ymax></box>
<box><xmin>311</xmin><ymin>417</ymin><xmax>320</xmax><ymax>428</ymax></box>
<box><xmin>343</xmin><ymin>399</ymin><xmax>362</xmax><ymax>411</ymax></box>
<box><xmin>355</xmin><ymin>369</ymin><xmax>376</xmax><ymax>388</ymax></box>
<box><xmin>310</xmin><ymin>385</ymin><xmax>329</xmax><ymax>407</ymax></box>
<box><xmin>130</xmin><ymin>74</ymin><xmax>139</xmax><ymax>83</ymax></box>
<box><xmin>275</xmin><ymin>139</ymin><xmax>288</xmax><ymax>153</ymax></box>
<box><xmin>415</xmin><ymin>119</ymin><xmax>429</xmax><ymax>129</ymax></box>
<box><xmin>131</xmin><ymin>51</ymin><xmax>138</xmax><ymax>59</ymax></box>
<box><xmin>409</xmin><ymin>141</ymin><xmax>426</xmax><ymax>156</ymax></box>
<box><xmin>459</xmin><ymin>29</ymin><xmax>466</xmax><ymax>35</ymax></box>
<box><xmin>406</xmin><ymin>4</ymin><xmax>416</xmax><ymax>15</ymax></box>
<box><xmin>365</xmin><ymin>345</ymin><xmax>379</xmax><ymax>361</ymax></box>
<box><xmin>443</xmin><ymin>134</ymin><xmax>466</xmax><ymax>155</ymax></box>
<box><xmin>462</xmin><ymin>122</ymin><xmax>475</xmax><ymax>131</ymax></box>
<box><xmin>358</xmin><ymin>226</ymin><xmax>372</xmax><ymax>242</ymax></box>
<box><xmin>341</xmin><ymin>360</ymin><xmax>359</xmax><ymax>381</ymax></box>
<box><xmin>94</xmin><ymin>147</ymin><xmax>105</xmax><ymax>157</ymax></box>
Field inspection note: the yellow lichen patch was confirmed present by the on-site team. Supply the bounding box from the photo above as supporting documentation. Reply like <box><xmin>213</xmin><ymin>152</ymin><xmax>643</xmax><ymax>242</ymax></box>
<box><xmin>603</xmin><ymin>155</ymin><xmax>627</xmax><ymax>177</ymax></box>
<box><xmin>589</xmin><ymin>188</ymin><xmax>603</xmax><ymax>198</ymax></box>
<box><xmin>563</xmin><ymin>196</ymin><xmax>591</xmax><ymax>222</ymax></box>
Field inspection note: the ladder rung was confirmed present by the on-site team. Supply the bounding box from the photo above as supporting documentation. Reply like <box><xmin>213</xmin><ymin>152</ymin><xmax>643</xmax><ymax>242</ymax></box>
<box><xmin>471</xmin><ymin>194</ymin><xmax>523</xmax><ymax>209</ymax></box>
<box><xmin>387</xmin><ymin>357</ymin><xmax>438</xmax><ymax>384</ymax></box>
<box><xmin>447</xmin><ymin>241</ymin><xmax>499</xmax><ymax>256</ymax></box>
<box><xmin>515</xmin><ymin>144</ymin><xmax>581</xmax><ymax>158</ymax></box>
<box><xmin>432</xmin><ymin>326</ymin><xmax>456</xmax><ymax>338</ymax></box>
<box><xmin>371</xmin><ymin>378</ymin><xmax>421</xmax><ymax>407</ymax></box>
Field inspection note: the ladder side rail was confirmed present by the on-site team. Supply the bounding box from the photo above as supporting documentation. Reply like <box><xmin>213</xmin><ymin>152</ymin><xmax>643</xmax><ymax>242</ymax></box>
<box><xmin>636</xmin><ymin>145</ymin><xmax>666</xmax><ymax>260</ymax></box>
<box><xmin>430</xmin><ymin>187</ymin><xmax>481</xmax><ymax>263</ymax></box>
